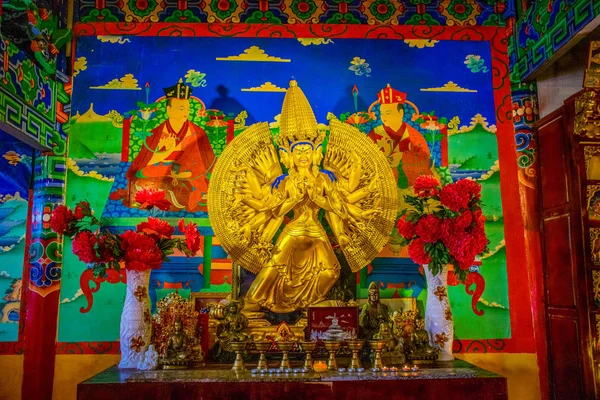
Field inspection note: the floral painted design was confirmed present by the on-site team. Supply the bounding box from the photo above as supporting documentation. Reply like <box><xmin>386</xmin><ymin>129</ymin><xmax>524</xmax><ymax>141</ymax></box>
<box><xmin>433</xmin><ymin>285</ymin><xmax>447</xmax><ymax>301</ymax></box>
<box><xmin>134</xmin><ymin>286</ymin><xmax>147</xmax><ymax>302</ymax></box>
<box><xmin>130</xmin><ymin>335</ymin><xmax>145</xmax><ymax>352</ymax></box>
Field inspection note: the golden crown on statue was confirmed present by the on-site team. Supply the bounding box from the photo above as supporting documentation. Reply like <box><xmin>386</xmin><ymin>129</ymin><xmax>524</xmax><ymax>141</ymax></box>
<box><xmin>274</xmin><ymin>80</ymin><xmax>325</xmax><ymax>152</ymax></box>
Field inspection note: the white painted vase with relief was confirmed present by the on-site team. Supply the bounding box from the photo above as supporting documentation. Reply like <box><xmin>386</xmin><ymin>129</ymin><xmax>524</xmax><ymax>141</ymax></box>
<box><xmin>423</xmin><ymin>264</ymin><xmax>454</xmax><ymax>361</ymax></box>
<box><xmin>119</xmin><ymin>269</ymin><xmax>152</xmax><ymax>368</ymax></box>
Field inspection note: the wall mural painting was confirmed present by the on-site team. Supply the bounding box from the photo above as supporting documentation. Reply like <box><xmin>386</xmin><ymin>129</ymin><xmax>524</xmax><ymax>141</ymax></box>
<box><xmin>59</xmin><ymin>35</ymin><xmax>509</xmax><ymax>343</ymax></box>
<box><xmin>0</xmin><ymin>131</ymin><xmax>33</xmax><ymax>342</ymax></box>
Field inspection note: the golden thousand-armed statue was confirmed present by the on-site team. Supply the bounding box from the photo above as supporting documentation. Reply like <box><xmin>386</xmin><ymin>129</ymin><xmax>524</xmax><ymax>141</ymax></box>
<box><xmin>208</xmin><ymin>80</ymin><xmax>397</xmax><ymax>314</ymax></box>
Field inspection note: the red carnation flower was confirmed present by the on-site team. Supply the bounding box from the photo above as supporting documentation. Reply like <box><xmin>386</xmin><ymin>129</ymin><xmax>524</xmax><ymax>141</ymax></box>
<box><xmin>414</xmin><ymin>175</ymin><xmax>440</xmax><ymax>198</ymax></box>
<box><xmin>136</xmin><ymin>217</ymin><xmax>174</xmax><ymax>239</ymax></box>
<box><xmin>396</xmin><ymin>216</ymin><xmax>416</xmax><ymax>239</ymax></box>
<box><xmin>120</xmin><ymin>231</ymin><xmax>163</xmax><ymax>271</ymax></box>
<box><xmin>134</xmin><ymin>188</ymin><xmax>171</xmax><ymax>211</ymax></box>
<box><xmin>72</xmin><ymin>230</ymin><xmax>99</xmax><ymax>264</ymax></box>
<box><xmin>178</xmin><ymin>219</ymin><xmax>200</xmax><ymax>255</ymax></box>
<box><xmin>440</xmin><ymin>183</ymin><xmax>470</xmax><ymax>212</ymax></box>
<box><xmin>49</xmin><ymin>205</ymin><xmax>75</xmax><ymax>235</ymax></box>
<box><xmin>454</xmin><ymin>179</ymin><xmax>481</xmax><ymax>201</ymax></box>
<box><xmin>455</xmin><ymin>210</ymin><xmax>473</xmax><ymax>229</ymax></box>
<box><xmin>415</xmin><ymin>215</ymin><xmax>442</xmax><ymax>243</ymax></box>
<box><xmin>407</xmin><ymin>238</ymin><xmax>431</xmax><ymax>265</ymax></box>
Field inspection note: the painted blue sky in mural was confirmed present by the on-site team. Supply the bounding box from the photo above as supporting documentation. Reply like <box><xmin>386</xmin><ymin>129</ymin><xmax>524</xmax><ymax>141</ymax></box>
<box><xmin>73</xmin><ymin>36</ymin><xmax>495</xmax><ymax>126</ymax></box>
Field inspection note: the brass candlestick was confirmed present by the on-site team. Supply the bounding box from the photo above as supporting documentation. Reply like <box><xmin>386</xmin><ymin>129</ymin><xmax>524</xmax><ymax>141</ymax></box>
<box><xmin>299</xmin><ymin>341</ymin><xmax>317</xmax><ymax>372</ymax></box>
<box><xmin>323</xmin><ymin>341</ymin><xmax>341</xmax><ymax>371</ymax></box>
<box><xmin>254</xmin><ymin>340</ymin><xmax>271</xmax><ymax>371</ymax></box>
<box><xmin>346</xmin><ymin>340</ymin><xmax>365</xmax><ymax>370</ymax></box>
<box><xmin>276</xmin><ymin>341</ymin><xmax>295</xmax><ymax>371</ymax></box>
<box><xmin>230</xmin><ymin>341</ymin><xmax>248</xmax><ymax>371</ymax></box>
<box><xmin>368</xmin><ymin>339</ymin><xmax>387</xmax><ymax>371</ymax></box>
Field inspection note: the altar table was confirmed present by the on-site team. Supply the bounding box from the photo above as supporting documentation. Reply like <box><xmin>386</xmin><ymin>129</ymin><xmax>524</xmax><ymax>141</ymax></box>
<box><xmin>78</xmin><ymin>359</ymin><xmax>507</xmax><ymax>400</ymax></box>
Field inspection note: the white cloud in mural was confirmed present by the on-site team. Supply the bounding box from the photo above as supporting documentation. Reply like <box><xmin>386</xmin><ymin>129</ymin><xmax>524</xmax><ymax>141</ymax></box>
<box><xmin>297</xmin><ymin>38</ymin><xmax>334</xmax><ymax>46</ymax></box>
<box><xmin>216</xmin><ymin>46</ymin><xmax>291</xmax><ymax>62</ymax></box>
<box><xmin>420</xmin><ymin>81</ymin><xmax>477</xmax><ymax>93</ymax></box>
<box><xmin>349</xmin><ymin>57</ymin><xmax>371</xmax><ymax>77</ymax></box>
<box><xmin>241</xmin><ymin>82</ymin><xmax>287</xmax><ymax>92</ymax></box>
<box><xmin>61</xmin><ymin>289</ymin><xmax>84</xmax><ymax>304</ymax></box>
<box><xmin>90</xmin><ymin>74</ymin><xmax>142</xmax><ymax>90</ymax></box>
<box><xmin>73</xmin><ymin>57</ymin><xmax>87</xmax><ymax>77</ymax></box>
<box><xmin>404</xmin><ymin>39</ymin><xmax>438</xmax><ymax>48</ymax></box>
<box><xmin>0</xmin><ymin>271</ymin><xmax>11</xmax><ymax>278</ymax></box>
<box><xmin>97</xmin><ymin>36</ymin><xmax>131</xmax><ymax>44</ymax></box>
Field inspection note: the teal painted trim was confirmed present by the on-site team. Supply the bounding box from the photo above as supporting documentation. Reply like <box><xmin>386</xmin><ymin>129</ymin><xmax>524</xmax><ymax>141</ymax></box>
<box><xmin>203</xmin><ymin>236</ymin><xmax>213</xmax><ymax>289</ymax></box>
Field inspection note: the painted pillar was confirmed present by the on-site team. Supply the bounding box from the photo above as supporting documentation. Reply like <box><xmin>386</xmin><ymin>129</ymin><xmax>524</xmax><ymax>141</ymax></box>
<box><xmin>22</xmin><ymin>153</ymin><xmax>66</xmax><ymax>400</ymax></box>
<box><xmin>21</xmin><ymin>78</ymin><xmax>70</xmax><ymax>399</ymax></box>
<box><xmin>510</xmin><ymin>82</ymin><xmax>548</xmax><ymax>399</ymax></box>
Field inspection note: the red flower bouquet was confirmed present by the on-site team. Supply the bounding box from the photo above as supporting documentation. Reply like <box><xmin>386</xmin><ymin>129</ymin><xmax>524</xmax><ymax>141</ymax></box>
<box><xmin>398</xmin><ymin>175</ymin><xmax>489</xmax><ymax>279</ymax></box>
<box><xmin>49</xmin><ymin>189</ymin><xmax>200</xmax><ymax>278</ymax></box>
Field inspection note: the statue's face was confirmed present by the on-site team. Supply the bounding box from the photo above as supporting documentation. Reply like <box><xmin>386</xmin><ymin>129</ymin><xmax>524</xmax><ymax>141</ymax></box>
<box><xmin>229</xmin><ymin>304</ymin><xmax>237</xmax><ymax>314</ymax></box>
<box><xmin>167</xmin><ymin>98</ymin><xmax>190</xmax><ymax>121</ymax></box>
<box><xmin>380</xmin><ymin>103</ymin><xmax>404</xmax><ymax>130</ymax></box>
<box><xmin>380</xmin><ymin>323</ymin><xmax>390</xmax><ymax>335</ymax></box>
<box><xmin>174</xmin><ymin>321</ymin><xmax>182</xmax><ymax>332</ymax></box>
<box><xmin>368</xmin><ymin>288</ymin><xmax>379</xmax><ymax>302</ymax></box>
<box><xmin>291</xmin><ymin>143</ymin><xmax>314</xmax><ymax>168</ymax></box>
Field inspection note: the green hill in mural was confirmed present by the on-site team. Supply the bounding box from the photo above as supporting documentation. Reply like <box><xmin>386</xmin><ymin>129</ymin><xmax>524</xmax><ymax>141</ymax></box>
<box><xmin>448</xmin><ymin>114</ymin><xmax>498</xmax><ymax>171</ymax></box>
<box><xmin>69</xmin><ymin>104</ymin><xmax>123</xmax><ymax>159</ymax></box>
<box><xmin>479</xmin><ymin>170</ymin><xmax>502</xmax><ymax>219</ymax></box>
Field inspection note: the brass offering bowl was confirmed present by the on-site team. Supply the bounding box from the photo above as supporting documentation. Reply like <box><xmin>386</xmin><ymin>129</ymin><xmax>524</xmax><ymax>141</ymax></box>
<box><xmin>253</xmin><ymin>340</ymin><xmax>272</xmax><ymax>371</ymax></box>
<box><xmin>230</xmin><ymin>341</ymin><xmax>248</xmax><ymax>371</ymax></box>
<box><xmin>299</xmin><ymin>341</ymin><xmax>318</xmax><ymax>372</ymax></box>
<box><xmin>323</xmin><ymin>341</ymin><xmax>341</xmax><ymax>371</ymax></box>
<box><xmin>346</xmin><ymin>340</ymin><xmax>365</xmax><ymax>370</ymax></box>
<box><xmin>276</xmin><ymin>341</ymin><xmax>295</xmax><ymax>371</ymax></box>
<box><xmin>367</xmin><ymin>339</ymin><xmax>388</xmax><ymax>371</ymax></box>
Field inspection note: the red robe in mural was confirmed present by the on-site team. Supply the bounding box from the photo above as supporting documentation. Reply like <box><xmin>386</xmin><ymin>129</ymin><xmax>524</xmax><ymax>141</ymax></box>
<box><xmin>367</xmin><ymin>123</ymin><xmax>433</xmax><ymax>188</ymax></box>
<box><xmin>126</xmin><ymin>119</ymin><xmax>215</xmax><ymax>212</ymax></box>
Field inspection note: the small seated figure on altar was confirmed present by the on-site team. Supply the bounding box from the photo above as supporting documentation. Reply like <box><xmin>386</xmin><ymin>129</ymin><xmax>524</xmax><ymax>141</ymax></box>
<box><xmin>126</xmin><ymin>79</ymin><xmax>215</xmax><ymax>212</ymax></box>
<box><xmin>137</xmin><ymin>344</ymin><xmax>159</xmax><ymax>371</ymax></box>
<box><xmin>359</xmin><ymin>282</ymin><xmax>390</xmax><ymax>339</ymax></box>
<box><xmin>160</xmin><ymin>317</ymin><xmax>193</xmax><ymax>369</ymax></box>
<box><xmin>372</xmin><ymin>321</ymin><xmax>406</xmax><ymax>366</ymax></box>
<box><xmin>211</xmin><ymin>301</ymin><xmax>249</xmax><ymax>362</ymax></box>
<box><xmin>407</xmin><ymin>313</ymin><xmax>438</xmax><ymax>362</ymax></box>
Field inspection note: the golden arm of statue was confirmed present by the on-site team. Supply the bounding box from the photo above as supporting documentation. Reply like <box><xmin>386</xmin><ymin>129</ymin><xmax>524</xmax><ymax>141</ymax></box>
<box><xmin>251</xmin><ymin>145</ymin><xmax>282</xmax><ymax>184</ymax></box>
<box><xmin>342</xmin><ymin>178</ymin><xmax>377</xmax><ymax>204</ymax></box>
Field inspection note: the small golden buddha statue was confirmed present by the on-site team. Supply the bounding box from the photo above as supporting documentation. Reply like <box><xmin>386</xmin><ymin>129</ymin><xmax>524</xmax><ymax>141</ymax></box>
<box><xmin>360</xmin><ymin>282</ymin><xmax>390</xmax><ymax>339</ymax></box>
<box><xmin>408</xmin><ymin>314</ymin><xmax>438</xmax><ymax>362</ymax></box>
<box><xmin>160</xmin><ymin>317</ymin><xmax>192</xmax><ymax>369</ymax></box>
<box><xmin>372</xmin><ymin>321</ymin><xmax>406</xmax><ymax>365</ymax></box>
<box><xmin>211</xmin><ymin>301</ymin><xmax>249</xmax><ymax>362</ymax></box>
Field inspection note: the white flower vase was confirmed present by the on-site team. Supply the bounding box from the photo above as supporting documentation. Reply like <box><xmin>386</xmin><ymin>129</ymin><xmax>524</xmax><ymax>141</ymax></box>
<box><xmin>119</xmin><ymin>269</ymin><xmax>152</xmax><ymax>369</ymax></box>
<box><xmin>423</xmin><ymin>264</ymin><xmax>454</xmax><ymax>361</ymax></box>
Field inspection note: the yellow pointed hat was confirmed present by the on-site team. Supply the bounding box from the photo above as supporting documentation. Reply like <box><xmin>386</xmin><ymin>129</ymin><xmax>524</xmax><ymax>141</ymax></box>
<box><xmin>277</xmin><ymin>80</ymin><xmax>323</xmax><ymax>150</ymax></box>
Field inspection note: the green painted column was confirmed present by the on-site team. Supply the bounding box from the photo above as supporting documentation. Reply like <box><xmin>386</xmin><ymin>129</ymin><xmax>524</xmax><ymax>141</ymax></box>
<box><xmin>203</xmin><ymin>236</ymin><xmax>212</xmax><ymax>289</ymax></box>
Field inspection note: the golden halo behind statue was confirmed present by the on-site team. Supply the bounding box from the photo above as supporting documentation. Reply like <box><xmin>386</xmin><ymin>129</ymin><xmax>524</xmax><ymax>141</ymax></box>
<box><xmin>325</xmin><ymin>114</ymin><xmax>398</xmax><ymax>272</ymax></box>
<box><xmin>208</xmin><ymin>122</ymin><xmax>276</xmax><ymax>275</ymax></box>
